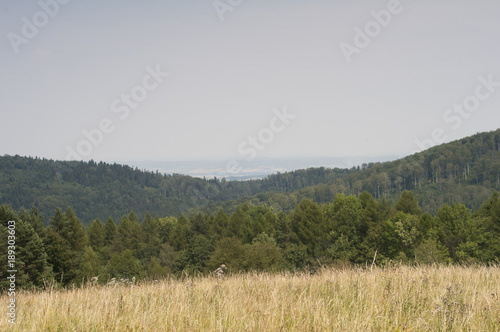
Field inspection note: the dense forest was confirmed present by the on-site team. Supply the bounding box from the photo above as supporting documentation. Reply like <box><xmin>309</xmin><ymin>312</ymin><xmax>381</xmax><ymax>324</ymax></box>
<box><xmin>1</xmin><ymin>189</ymin><xmax>500</xmax><ymax>290</ymax></box>
<box><xmin>1</xmin><ymin>129</ymin><xmax>500</xmax><ymax>289</ymax></box>
<box><xmin>1</xmin><ymin>129</ymin><xmax>499</xmax><ymax>224</ymax></box>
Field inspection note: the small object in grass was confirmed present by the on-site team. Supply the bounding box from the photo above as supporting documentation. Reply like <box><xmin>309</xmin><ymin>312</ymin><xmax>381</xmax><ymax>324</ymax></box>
<box><xmin>215</xmin><ymin>264</ymin><xmax>226</xmax><ymax>278</ymax></box>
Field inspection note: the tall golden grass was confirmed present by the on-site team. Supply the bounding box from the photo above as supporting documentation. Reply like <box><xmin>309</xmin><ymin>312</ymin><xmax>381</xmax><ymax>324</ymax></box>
<box><xmin>1</xmin><ymin>264</ymin><xmax>499</xmax><ymax>331</ymax></box>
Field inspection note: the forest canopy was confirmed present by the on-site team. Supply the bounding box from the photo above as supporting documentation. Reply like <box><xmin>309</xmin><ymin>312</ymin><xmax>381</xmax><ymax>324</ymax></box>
<box><xmin>1</xmin><ymin>189</ymin><xmax>500</xmax><ymax>289</ymax></box>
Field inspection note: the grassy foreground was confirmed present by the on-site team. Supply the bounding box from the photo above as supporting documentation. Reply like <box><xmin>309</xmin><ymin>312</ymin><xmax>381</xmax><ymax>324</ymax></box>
<box><xmin>1</xmin><ymin>265</ymin><xmax>499</xmax><ymax>331</ymax></box>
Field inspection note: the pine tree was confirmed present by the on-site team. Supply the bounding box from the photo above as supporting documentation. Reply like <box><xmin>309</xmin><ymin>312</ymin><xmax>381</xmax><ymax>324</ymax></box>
<box><xmin>88</xmin><ymin>219</ymin><xmax>105</xmax><ymax>252</ymax></box>
<box><xmin>18</xmin><ymin>206</ymin><xmax>46</xmax><ymax>240</ymax></box>
<box><xmin>114</xmin><ymin>214</ymin><xmax>142</xmax><ymax>254</ymax></box>
<box><xmin>50</xmin><ymin>208</ymin><xmax>65</xmax><ymax>235</ymax></box>
<box><xmin>358</xmin><ymin>191</ymin><xmax>384</xmax><ymax>262</ymax></box>
<box><xmin>210</xmin><ymin>209</ymin><xmax>229</xmax><ymax>239</ymax></box>
<box><xmin>45</xmin><ymin>226</ymin><xmax>75</xmax><ymax>285</ymax></box>
<box><xmin>63</xmin><ymin>207</ymin><xmax>88</xmax><ymax>253</ymax></box>
<box><xmin>178</xmin><ymin>234</ymin><xmax>213</xmax><ymax>273</ymax></box>
<box><xmin>128</xmin><ymin>211</ymin><xmax>139</xmax><ymax>223</ymax></box>
<box><xmin>138</xmin><ymin>213</ymin><xmax>161</xmax><ymax>262</ymax></box>
<box><xmin>0</xmin><ymin>208</ymin><xmax>51</xmax><ymax>289</ymax></box>
<box><xmin>28</xmin><ymin>206</ymin><xmax>46</xmax><ymax>240</ymax></box>
<box><xmin>104</xmin><ymin>217</ymin><xmax>117</xmax><ymax>247</ymax></box>
<box><xmin>190</xmin><ymin>213</ymin><xmax>209</xmax><ymax>236</ymax></box>
<box><xmin>0</xmin><ymin>204</ymin><xmax>18</xmax><ymax>227</ymax></box>
<box><xmin>16</xmin><ymin>219</ymin><xmax>52</xmax><ymax>288</ymax></box>
<box><xmin>227</xmin><ymin>206</ymin><xmax>247</xmax><ymax>238</ymax></box>
<box><xmin>477</xmin><ymin>191</ymin><xmax>500</xmax><ymax>233</ymax></box>
<box><xmin>77</xmin><ymin>246</ymin><xmax>101</xmax><ymax>284</ymax></box>
<box><xmin>290</xmin><ymin>199</ymin><xmax>323</xmax><ymax>256</ymax></box>
<box><xmin>157</xmin><ymin>216</ymin><xmax>176</xmax><ymax>244</ymax></box>
<box><xmin>396</xmin><ymin>191</ymin><xmax>422</xmax><ymax>215</ymax></box>
<box><xmin>169</xmin><ymin>215</ymin><xmax>191</xmax><ymax>251</ymax></box>
<box><xmin>274</xmin><ymin>211</ymin><xmax>296</xmax><ymax>247</ymax></box>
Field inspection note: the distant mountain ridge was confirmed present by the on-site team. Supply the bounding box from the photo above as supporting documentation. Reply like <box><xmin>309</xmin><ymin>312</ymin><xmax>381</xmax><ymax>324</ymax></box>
<box><xmin>0</xmin><ymin>129</ymin><xmax>499</xmax><ymax>223</ymax></box>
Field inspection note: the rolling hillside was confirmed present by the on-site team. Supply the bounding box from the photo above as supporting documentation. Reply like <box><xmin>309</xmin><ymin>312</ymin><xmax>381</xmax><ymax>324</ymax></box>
<box><xmin>0</xmin><ymin>129</ymin><xmax>499</xmax><ymax>223</ymax></box>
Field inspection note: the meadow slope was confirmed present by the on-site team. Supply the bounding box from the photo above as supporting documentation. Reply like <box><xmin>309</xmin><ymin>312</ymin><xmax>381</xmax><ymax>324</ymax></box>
<box><xmin>1</xmin><ymin>265</ymin><xmax>500</xmax><ymax>331</ymax></box>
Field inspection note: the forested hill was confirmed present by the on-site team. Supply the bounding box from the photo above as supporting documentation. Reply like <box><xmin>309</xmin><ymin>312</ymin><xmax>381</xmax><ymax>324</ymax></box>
<box><xmin>1</xmin><ymin>129</ymin><xmax>499</xmax><ymax>223</ymax></box>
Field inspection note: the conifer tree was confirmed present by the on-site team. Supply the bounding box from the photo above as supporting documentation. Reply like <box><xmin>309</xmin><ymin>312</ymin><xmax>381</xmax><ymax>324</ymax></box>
<box><xmin>18</xmin><ymin>206</ymin><xmax>46</xmax><ymax>240</ymax></box>
<box><xmin>50</xmin><ymin>208</ymin><xmax>65</xmax><ymax>235</ymax></box>
<box><xmin>63</xmin><ymin>207</ymin><xmax>88</xmax><ymax>253</ymax></box>
<box><xmin>169</xmin><ymin>214</ymin><xmax>191</xmax><ymax>251</ymax></box>
<box><xmin>290</xmin><ymin>199</ymin><xmax>323</xmax><ymax>256</ymax></box>
<box><xmin>88</xmin><ymin>219</ymin><xmax>105</xmax><ymax>252</ymax></box>
<box><xmin>45</xmin><ymin>226</ymin><xmax>75</xmax><ymax>285</ymax></box>
<box><xmin>77</xmin><ymin>246</ymin><xmax>101</xmax><ymax>284</ymax></box>
<box><xmin>396</xmin><ymin>191</ymin><xmax>422</xmax><ymax>215</ymax></box>
<box><xmin>16</xmin><ymin>219</ymin><xmax>52</xmax><ymax>288</ymax></box>
<box><xmin>104</xmin><ymin>217</ymin><xmax>117</xmax><ymax>247</ymax></box>
<box><xmin>138</xmin><ymin>213</ymin><xmax>161</xmax><ymax>262</ymax></box>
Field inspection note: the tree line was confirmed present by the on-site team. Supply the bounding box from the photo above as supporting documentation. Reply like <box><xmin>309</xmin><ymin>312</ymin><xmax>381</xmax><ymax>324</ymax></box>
<box><xmin>1</xmin><ymin>189</ymin><xmax>499</xmax><ymax>290</ymax></box>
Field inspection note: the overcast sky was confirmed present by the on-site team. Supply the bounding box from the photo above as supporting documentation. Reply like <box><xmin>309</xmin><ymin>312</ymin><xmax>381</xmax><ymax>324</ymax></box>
<box><xmin>1</xmin><ymin>0</ymin><xmax>499</xmax><ymax>164</ymax></box>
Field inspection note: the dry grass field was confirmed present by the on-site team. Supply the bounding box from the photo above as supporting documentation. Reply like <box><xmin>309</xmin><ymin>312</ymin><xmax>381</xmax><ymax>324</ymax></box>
<box><xmin>1</xmin><ymin>265</ymin><xmax>499</xmax><ymax>331</ymax></box>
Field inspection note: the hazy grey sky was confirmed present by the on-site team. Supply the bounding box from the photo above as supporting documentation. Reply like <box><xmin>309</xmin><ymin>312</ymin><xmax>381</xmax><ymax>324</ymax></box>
<box><xmin>1</xmin><ymin>0</ymin><xmax>499</xmax><ymax>163</ymax></box>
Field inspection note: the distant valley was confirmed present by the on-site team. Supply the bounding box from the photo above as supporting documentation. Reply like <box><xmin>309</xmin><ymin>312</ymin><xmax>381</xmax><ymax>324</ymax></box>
<box><xmin>123</xmin><ymin>155</ymin><xmax>402</xmax><ymax>181</ymax></box>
